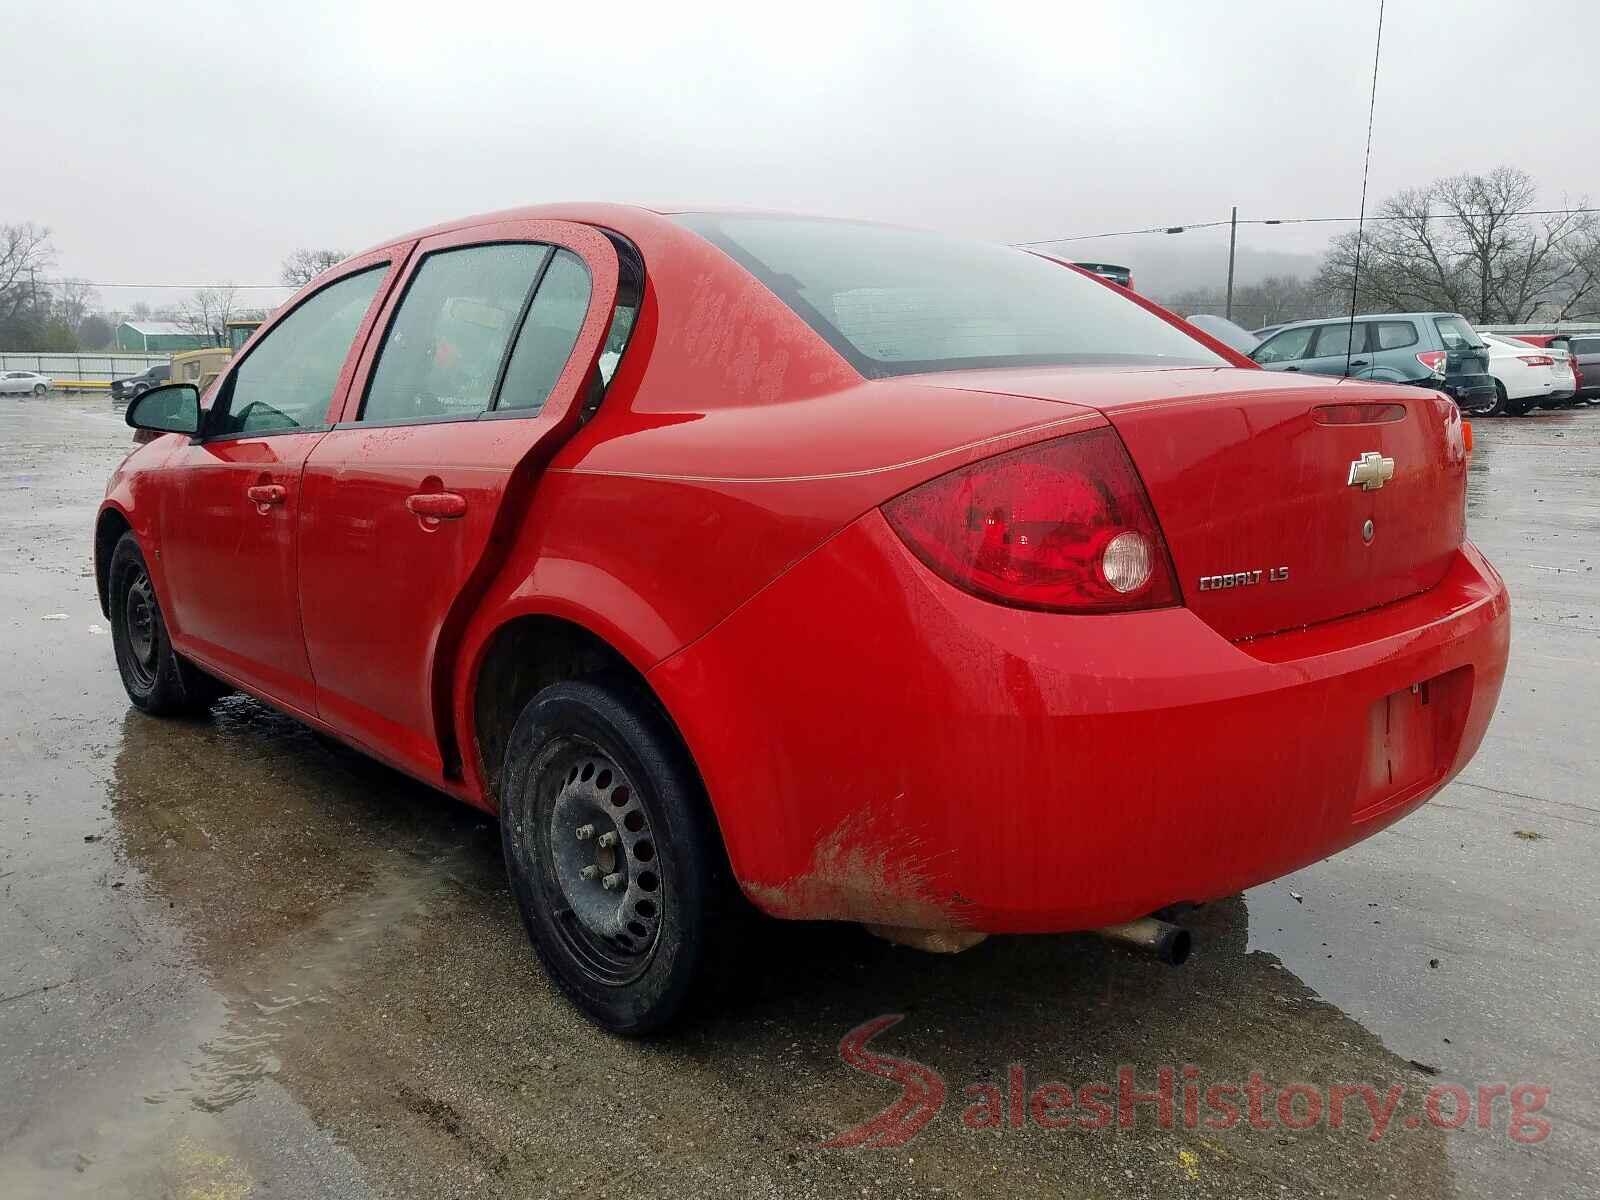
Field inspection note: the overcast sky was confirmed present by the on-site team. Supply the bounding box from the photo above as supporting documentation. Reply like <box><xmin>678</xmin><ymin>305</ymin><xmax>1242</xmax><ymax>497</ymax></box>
<box><xmin>8</xmin><ymin>0</ymin><xmax>1598</xmax><ymax>309</ymax></box>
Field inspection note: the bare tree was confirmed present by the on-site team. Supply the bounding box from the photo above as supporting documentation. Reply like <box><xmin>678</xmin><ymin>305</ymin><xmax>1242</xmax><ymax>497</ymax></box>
<box><xmin>52</xmin><ymin>278</ymin><xmax>99</xmax><ymax>329</ymax></box>
<box><xmin>280</xmin><ymin>248</ymin><xmax>347</xmax><ymax>287</ymax></box>
<box><xmin>1315</xmin><ymin>167</ymin><xmax>1598</xmax><ymax>322</ymax></box>
<box><xmin>1164</xmin><ymin>274</ymin><xmax>1336</xmax><ymax>330</ymax></box>
<box><xmin>0</xmin><ymin>222</ymin><xmax>55</xmax><ymax>325</ymax></box>
<box><xmin>176</xmin><ymin>285</ymin><xmax>242</xmax><ymax>347</ymax></box>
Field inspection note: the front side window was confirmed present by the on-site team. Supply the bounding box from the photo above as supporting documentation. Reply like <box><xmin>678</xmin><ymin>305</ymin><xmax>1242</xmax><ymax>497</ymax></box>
<box><xmin>362</xmin><ymin>244</ymin><xmax>549</xmax><ymax>423</ymax></box>
<box><xmin>674</xmin><ymin>214</ymin><xmax>1225</xmax><ymax>378</ymax></box>
<box><xmin>1252</xmin><ymin>326</ymin><xmax>1315</xmax><ymax>364</ymax></box>
<box><xmin>210</xmin><ymin>267</ymin><xmax>385</xmax><ymax>437</ymax></box>
<box><xmin>496</xmin><ymin>250</ymin><xmax>592</xmax><ymax>413</ymax></box>
<box><xmin>1570</xmin><ymin>337</ymin><xmax>1600</xmax><ymax>355</ymax></box>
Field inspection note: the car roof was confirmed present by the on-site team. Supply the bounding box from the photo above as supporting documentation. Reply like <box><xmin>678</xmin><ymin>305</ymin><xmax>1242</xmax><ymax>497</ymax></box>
<box><xmin>350</xmin><ymin>202</ymin><xmax>868</xmax><ymax>259</ymax></box>
<box><xmin>1263</xmin><ymin>312</ymin><xmax>1464</xmax><ymax>334</ymax></box>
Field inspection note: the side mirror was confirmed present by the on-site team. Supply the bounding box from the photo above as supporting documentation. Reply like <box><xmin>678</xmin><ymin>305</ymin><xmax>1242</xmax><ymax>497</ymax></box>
<box><xmin>126</xmin><ymin>383</ymin><xmax>200</xmax><ymax>435</ymax></box>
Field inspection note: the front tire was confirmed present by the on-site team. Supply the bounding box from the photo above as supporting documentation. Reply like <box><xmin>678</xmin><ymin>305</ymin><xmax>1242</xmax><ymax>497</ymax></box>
<box><xmin>499</xmin><ymin>678</ymin><xmax>732</xmax><ymax>1035</ymax></box>
<box><xmin>108</xmin><ymin>532</ymin><xmax>227</xmax><ymax>715</ymax></box>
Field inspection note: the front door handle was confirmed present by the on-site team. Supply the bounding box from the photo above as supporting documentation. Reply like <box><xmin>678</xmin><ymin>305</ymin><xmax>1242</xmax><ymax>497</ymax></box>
<box><xmin>1283</xmin><ymin>365</ymin><xmax>1300</xmax><ymax>372</ymax></box>
<box><xmin>246</xmin><ymin>484</ymin><xmax>286</xmax><ymax>507</ymax></box>
<box><xmin>405</xmin><ymin>492</ymin><xmax>467</xmax><ymax>520</ymax></box>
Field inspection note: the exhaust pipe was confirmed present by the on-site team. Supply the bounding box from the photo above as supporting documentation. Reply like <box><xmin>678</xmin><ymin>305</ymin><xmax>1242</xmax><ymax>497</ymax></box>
<box><xmin>1094</xmin><ymin>917</ymin><xmax>1191</xmax><ymax>966</ymax></box>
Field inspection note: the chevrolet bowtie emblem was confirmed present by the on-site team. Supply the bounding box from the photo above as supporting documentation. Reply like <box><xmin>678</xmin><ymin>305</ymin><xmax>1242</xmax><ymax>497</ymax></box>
<box><xmin>1347</xmin><ymin>451</ymin><xmax>1395</xmax><ymax>491</ymax></box>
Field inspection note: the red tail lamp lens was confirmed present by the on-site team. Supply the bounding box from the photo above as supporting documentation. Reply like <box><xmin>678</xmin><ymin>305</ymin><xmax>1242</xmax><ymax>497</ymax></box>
<box><xmin>882</xmin><ymin>426</ymin><xmax>1181</xmax><ymax>613</ymax></box>
<box><xmin>1417</xmin><ymin>351</ymin><xmax>1447</xmax><ymax>374</ymax></box>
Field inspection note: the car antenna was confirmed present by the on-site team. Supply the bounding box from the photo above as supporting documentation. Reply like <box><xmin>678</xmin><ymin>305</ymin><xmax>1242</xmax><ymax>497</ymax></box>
<box><xmin>1346</xmin><ymin>0</ymin><xmax>1386</xmax><ymax>379</ymax></box>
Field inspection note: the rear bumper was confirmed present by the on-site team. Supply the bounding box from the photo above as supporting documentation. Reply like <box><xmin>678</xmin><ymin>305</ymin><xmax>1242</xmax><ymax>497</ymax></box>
<box><xmin>1444</xmin><ymin>374</ymin><xmax>1498</xmax><ymax>410</ymax></box>
<box><xmin>651</xmin><ymin>511</ymin><xmax>1510</xmax><ymax>933</ymax></box>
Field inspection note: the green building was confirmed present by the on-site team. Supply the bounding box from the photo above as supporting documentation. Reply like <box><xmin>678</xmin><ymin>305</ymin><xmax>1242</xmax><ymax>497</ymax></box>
<box><xmin>114</xmin><ymin>321</ymin><xmax>211</xmax><ymax>353</ymax></box>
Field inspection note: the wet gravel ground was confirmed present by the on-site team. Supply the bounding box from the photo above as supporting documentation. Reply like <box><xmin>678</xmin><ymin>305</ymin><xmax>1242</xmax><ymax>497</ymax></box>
<box><xmin>1</xmin><ymin>394</ymin><xmax>1596</xmax><ymax>1199</ymax></box>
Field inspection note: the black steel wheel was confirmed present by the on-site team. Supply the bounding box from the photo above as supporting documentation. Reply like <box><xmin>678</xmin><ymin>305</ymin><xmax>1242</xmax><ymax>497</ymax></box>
<box><xmin>499</xmin><ymin>677</ymin><xmax>734</xmax><ymax>1034</ymax></box>
<box><xmin>107</xmin><ymin>532</ymin><xmax>228</xmax><ymax>716</ymax></box>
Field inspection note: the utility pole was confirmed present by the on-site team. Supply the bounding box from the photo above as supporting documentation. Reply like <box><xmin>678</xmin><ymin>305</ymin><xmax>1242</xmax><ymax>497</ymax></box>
<box><xmin>1224</xmin><ymin>206</ymin><xmax>1238</xmax><ymax>322</ymax></box>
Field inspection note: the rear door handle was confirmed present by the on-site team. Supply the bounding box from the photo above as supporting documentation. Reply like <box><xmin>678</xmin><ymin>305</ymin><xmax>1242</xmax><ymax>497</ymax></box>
<box><xmin>246</xmin><ymin>484</ymin><xmax>286</xmax><ymax>507</ymax></box>
<box><xmin>1283</xmin><ymin>365</ymin><xmax>1300</xmax><ymax>372</ymax></box>
<box><xmin>405</xmin><ymin>492</ymin><xmax>467</xmax><ymax>520</ymax></box>
<box><xmin>1349</xmin><ymin>359</ymin><xmax>1369</xmax><ymax>367</ymax></box>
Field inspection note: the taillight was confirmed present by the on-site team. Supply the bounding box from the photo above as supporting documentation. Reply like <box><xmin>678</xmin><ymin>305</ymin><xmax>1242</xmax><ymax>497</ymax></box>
<box><xmin>882</xmin><ymin>427</ymin><xmax>1181</xmax><ymax>613</ymax></box>
<box><xmin>1417</xmin><ymin>350</ymin><xmax>1447</xmax><ymax>376</ymax></box>
<box><xmin>1517</xmin><ymin>354</ymin><xmax>1555</xmax><ymax>367</ymax></box>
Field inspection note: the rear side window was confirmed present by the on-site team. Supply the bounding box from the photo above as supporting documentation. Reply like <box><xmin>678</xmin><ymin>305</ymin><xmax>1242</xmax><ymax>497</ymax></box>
<box><xmin>362</xmin><ymin>244</ymin><xmax>549</xmax><ymax>423</ymax></box>
<box><xmin>1252</xmin><ymin>326</ymin><xmax>1314</xmax><ymax>364</ymax></box>
<box><xmin>1312</xmin><ymin>322</ymin><xmax>1364</xmax><ymax>357</ymax></box>
<box><xmin>497</xmin><ymin>250</ymin><xmax>592</xmax><ymax>413</ymax></box>
<box><xmin>674</xmin><ymin>214</ymin><xmax>1225</xmax><ymax>378</ymax></box>
<box><xmin>1434</xmin><ymin>316</ymin><xmax>1485</xmax><ymax>351</ymax></box>
<box><xmin>1372</xmin><ymin>321</ymin><xmax>1418</xmax><ymax>350</ymax></box>
<box><xmin>211</xmin><ymin>266</ymin><xmax>385</xmax><ymax>437</ymax></box>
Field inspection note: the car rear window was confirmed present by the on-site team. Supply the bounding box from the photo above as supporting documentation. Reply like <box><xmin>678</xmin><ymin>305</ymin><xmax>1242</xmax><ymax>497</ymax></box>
<box><xmin>673</xmin><ymin>214</ymin><xmax>1226</xmax><ymax>378</ymax></box>
<box><xmin>1434</xmin><ymin>316</ymin><xmax>1486</xmax><ymax>351</ymax></box>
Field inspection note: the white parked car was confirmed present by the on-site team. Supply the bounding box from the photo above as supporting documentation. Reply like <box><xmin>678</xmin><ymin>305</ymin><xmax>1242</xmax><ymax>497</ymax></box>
<box><xmin>1479</xmin><ymin>333</ymin><xmax>1577</xmax><ymax>415</ymax></box>
<box><xmin>0</xmin><ymin>371</ymin><xmax>53</xmax><ymax>396</ymax></box>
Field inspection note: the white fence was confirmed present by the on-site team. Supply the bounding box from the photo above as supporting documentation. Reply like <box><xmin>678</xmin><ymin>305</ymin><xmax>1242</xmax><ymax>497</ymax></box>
<box><xmin>0</xmin><ymin>351</ymin><xmax>169</xmax><ymax>390</ymax></box>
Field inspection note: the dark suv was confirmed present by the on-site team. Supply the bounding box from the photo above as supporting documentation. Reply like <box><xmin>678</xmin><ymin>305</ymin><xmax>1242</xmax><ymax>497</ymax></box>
<box><xmin>110</xmin><ymin>363</ymin><xmax>170</xmax><ymax>402</ymax></box>
<box><xmin>1250</xmin><ymin>312</ymin><xmax>1497</xmax><ymax>413</ymax></box>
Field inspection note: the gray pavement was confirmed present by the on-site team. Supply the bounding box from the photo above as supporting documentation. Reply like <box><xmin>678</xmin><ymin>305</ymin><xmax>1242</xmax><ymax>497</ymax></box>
<box><xmin>1</xmin><ymin>393</ymin><xmax>1595</xmax><ymax>1199</ymax></box>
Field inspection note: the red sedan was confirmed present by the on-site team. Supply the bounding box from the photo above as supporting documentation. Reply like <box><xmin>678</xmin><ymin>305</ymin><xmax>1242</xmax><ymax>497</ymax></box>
<box><xmin>96</xmin><ymin>205</ymin><xmax>1510</xmax><ymax>1032</ymax></box>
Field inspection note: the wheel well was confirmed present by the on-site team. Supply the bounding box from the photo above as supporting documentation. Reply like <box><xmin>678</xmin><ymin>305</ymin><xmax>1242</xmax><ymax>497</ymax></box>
<box><xmin>94</xmin><ymin>509</ymin><xmax>132</xmax><ymax>618</ymax></box>
<box><xmin>473</xmin><ymin>616</ymin><xmax>656</xmax><ymax>805</ymax></box>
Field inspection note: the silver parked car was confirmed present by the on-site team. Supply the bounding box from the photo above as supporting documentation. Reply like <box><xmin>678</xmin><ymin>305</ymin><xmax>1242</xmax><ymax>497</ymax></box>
<box><xmin>0</xmin><ymin>371</ymin><xmax>52</xmax><ymax>396</ymax></box>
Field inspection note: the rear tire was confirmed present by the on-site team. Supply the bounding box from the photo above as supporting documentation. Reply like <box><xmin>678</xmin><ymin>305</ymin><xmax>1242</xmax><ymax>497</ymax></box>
<box><xmin>499</xmin><ymin>677</ymin><xmax>734</xmax><ymax>1035</ymax></box>
<box><xmin>31</xmin><ymin>384</ymin><xmax>46</xmax><ymax>397</ymax></box>
<box><xmin>108</xmin><ymin>532</ymin><xmax>228</xmax><ymax>715</ymax></box>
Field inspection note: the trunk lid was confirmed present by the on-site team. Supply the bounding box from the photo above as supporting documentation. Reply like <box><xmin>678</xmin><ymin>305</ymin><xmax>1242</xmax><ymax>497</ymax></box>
<box><xmin>914</xmin><ymin>367</ymin><xmax>1469</xmax><ymax>640</ymax></box>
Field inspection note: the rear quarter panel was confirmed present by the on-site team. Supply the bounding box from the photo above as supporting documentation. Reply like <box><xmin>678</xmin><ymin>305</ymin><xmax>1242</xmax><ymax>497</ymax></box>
<box><xmin>448</xmin><ymin>212</ymin><xmax>1103</xmax><ymax>802</ymax></box>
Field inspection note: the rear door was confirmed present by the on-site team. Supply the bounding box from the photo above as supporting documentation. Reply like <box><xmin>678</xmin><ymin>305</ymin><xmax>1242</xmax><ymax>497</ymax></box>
<box><xmin>297</xmin><ymin>220</ymin><xmax>619</xmax><ymax>781</ymax></box>
<box><xmin>157</xmin><ymin>253</ymin><xmax>400</xmax><ymax>710</ymax></box>
<box><xmin>1300</xmin><ymin>321</ymin><xmax>1367</xmax><ymax>378</ymax></box>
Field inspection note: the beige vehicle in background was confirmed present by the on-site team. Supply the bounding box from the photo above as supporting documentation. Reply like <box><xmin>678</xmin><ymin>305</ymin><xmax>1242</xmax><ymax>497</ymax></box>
<box><xmin>166</xmin><ymin>318</ymin><xmax>264</xmax><ymax>395</ymax></box>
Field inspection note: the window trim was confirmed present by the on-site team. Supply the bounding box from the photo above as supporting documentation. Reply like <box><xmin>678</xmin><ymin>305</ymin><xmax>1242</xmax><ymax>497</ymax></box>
<box><xmin>199</xmin><ymin>260</ymin><xmax>392</xmax><ymax>444</ymax></box>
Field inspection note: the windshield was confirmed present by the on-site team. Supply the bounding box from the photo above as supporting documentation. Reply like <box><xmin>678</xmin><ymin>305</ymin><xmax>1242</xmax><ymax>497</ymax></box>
<box><xmin>674</xmin><ymin>214</ymin><xmax>1226</xmax><ymax>379</ymax></box>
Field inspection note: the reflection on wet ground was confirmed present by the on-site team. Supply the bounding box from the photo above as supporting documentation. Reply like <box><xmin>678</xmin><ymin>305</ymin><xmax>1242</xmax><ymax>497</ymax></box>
<box><xmin>3</xmin><ymin>398</ymin><xmax>1597</xmax><ymax>1198</ymax></box>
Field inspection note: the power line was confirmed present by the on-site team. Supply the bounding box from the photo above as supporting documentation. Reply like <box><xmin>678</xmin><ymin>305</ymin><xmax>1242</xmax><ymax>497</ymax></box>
<box><xmin>1017</xmin><ymin>206</ymin><xmax>1600</xmax><ymax>246</ymax></box>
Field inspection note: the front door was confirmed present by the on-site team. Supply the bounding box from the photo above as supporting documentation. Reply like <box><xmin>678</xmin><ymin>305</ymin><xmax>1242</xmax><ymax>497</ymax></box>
<box><xmin>159</xmin><ymin>255</ymin><xmax>399</xmax><ymax>711</ymax></box>
<box><xmin>297</xmin><ymin>220</ymin><xmax>619</xmax><ymax>781</ymax></box>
